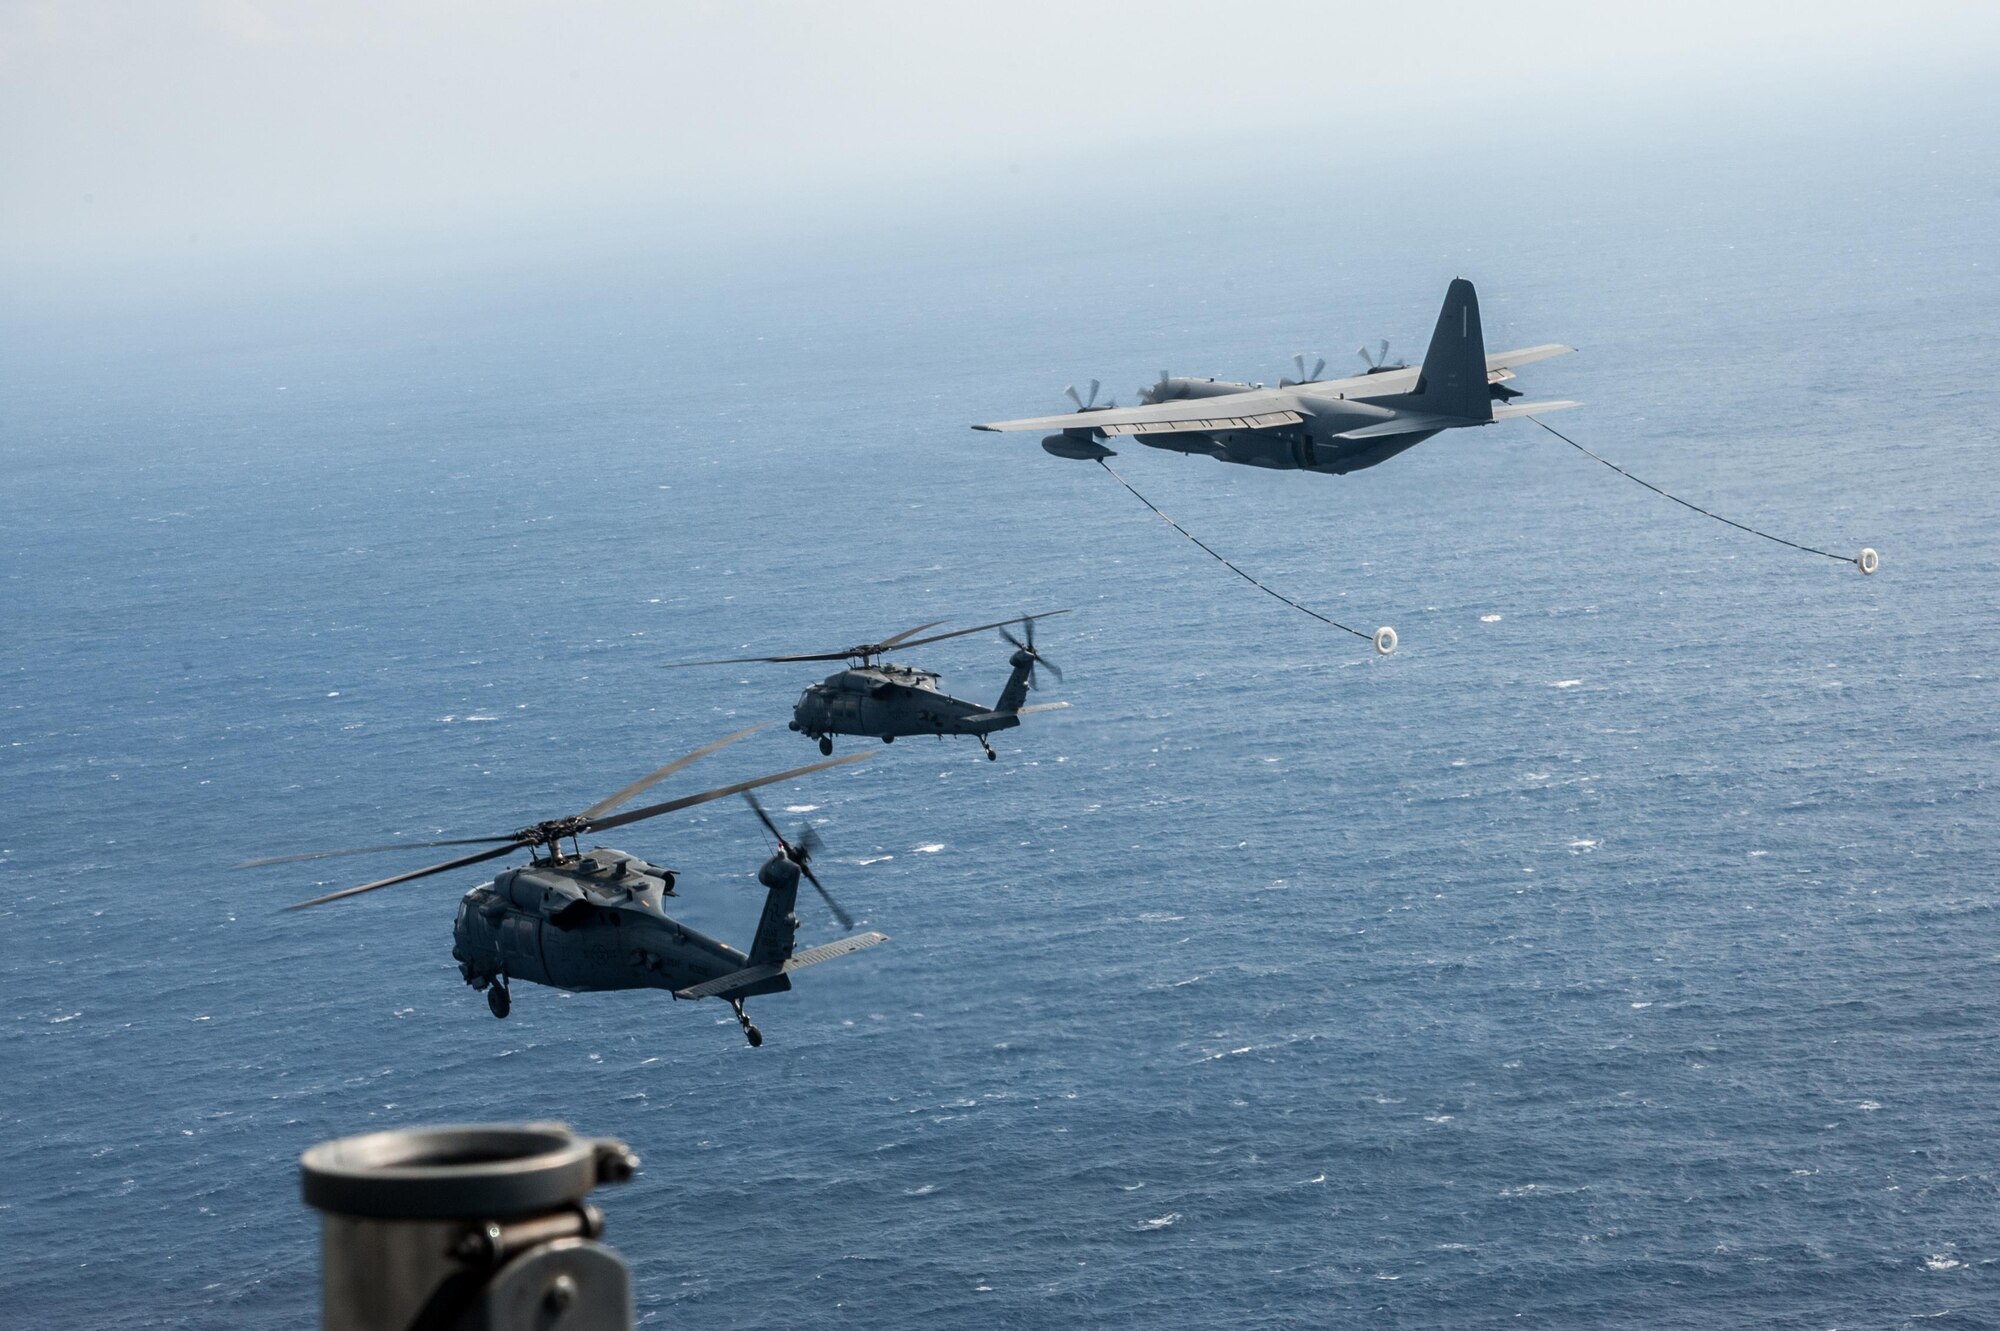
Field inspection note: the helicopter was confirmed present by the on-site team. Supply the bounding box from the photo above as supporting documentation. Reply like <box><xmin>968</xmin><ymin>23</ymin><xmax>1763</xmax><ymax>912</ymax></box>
<box><xmin>237</xmin><ymin>726</ymin><xmax>886</xmax><ymax>1047</ymax></box>
<box><xmin>672</xmin><ymin>613</ymin><xmax>1072</xmax><ymax>761</ymax></box>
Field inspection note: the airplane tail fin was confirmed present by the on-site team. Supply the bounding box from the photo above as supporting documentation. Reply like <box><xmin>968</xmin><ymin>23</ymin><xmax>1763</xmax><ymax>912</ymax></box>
<box><xmin>1410</xmin><ymin>278</ymin><xmax>1491</xmax><ymax>422</ymax></box>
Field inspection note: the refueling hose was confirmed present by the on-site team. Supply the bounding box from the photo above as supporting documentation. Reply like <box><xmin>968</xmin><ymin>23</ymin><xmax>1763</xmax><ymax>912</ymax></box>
<box><xmin>1528</xmin><ymin>416</ymin><xmax>1877</xmax><ymax>575</ymax></box>
<box><xmin>1096</xmin><ymin>459</ymin><xmax>1396</xmax><ymax>653</ymax></box>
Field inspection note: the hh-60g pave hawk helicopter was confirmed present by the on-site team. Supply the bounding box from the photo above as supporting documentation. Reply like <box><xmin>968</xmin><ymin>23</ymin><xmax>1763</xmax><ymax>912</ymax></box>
<box><xmin>672</xmin><ymin>613</ymin><xmax>1072</xmax><ymax>761</ymax></box>
<box><xmin>237</xmin><ymin>726</ymin><xmax>886</xmax><ymax>1047</ymax></box>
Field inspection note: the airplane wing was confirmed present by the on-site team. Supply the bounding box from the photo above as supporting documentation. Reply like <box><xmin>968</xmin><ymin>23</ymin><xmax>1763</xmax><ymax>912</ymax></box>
<box><xmin>973</xmin><ymin>389</ymin><xmax>1305</xmax><ymax>437</ymax></box>
<box><xmin>976</xmin><ymin>348</ymin><xmax>1574</xmax><ymax>431</ymax></box>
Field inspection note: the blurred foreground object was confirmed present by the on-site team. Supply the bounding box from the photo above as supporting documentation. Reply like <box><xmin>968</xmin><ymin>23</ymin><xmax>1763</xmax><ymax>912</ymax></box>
<box><xmin>300</xmin><ymin>1123</ymin><xmax>637</xmax><ymax>1331</ymax></box>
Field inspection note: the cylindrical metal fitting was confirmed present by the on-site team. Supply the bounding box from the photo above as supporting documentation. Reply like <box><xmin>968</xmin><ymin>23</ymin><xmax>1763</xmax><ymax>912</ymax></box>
<box><xmin>301</xmin><ymin>1123</ymin><xmax>637</xmax><ymax>1331</ymax></box>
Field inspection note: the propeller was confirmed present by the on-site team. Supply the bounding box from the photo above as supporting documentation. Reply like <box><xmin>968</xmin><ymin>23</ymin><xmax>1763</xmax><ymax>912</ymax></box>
<box><xmin>1279</xmin><ymin>353</ymin><xmax>1328</xmax><ymax>388</ymax></box>
<box><xmin>669</xmin><ymin>611</ymin><xmax>1072</xmax><ymax>669</ymax></box>
<box><xmin>743</xmin><ymin>791</ymin><xmax>854</xmax><ymax>931</ymax></box>
<box><xmin>1358</xmin><ymin>339</ymin><xmax>1397</xmax><ymax>371</ymax></box>
<box><xmin>999</xmin><ymin>616</ymin><xmax>1063</xmax><ymax>689</ymax></box>
<box><xmin>1063</xmin><ymin>379</ymin><xmax>1116</xmax><ymax>411</ymax></box>
<box><xmin>245</xmin><ymin>737</ymin><xmax>874</xmax><ymax>910</ymax></box>
<box><xmin>1139</xmin><ymin>371</ymin><xmax>1172</xmax><ymax>405</ymax></box>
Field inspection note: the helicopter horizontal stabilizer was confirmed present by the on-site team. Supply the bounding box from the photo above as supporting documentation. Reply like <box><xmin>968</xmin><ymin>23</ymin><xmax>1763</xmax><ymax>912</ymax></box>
<box><xmin>962</xmin><ymin>700</ymin><xmax>1069</xmax><ymax>727</ymax></box>
<box><xmin>675</xmin><ymin>931</ymin><xmax>889</xmax><ymax>1001</ymax></box>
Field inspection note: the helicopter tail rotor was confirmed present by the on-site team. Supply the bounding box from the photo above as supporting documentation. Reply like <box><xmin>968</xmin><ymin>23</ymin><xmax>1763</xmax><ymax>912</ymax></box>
<box><xmin>999</xmin><ymin>616</ymin><xmax>1064</xmax><ymax>688</ymax></box>
<box><xmin>743</xmin><ymin>792</ymin><xmax>855</xmax><ymax>930</ymax></box>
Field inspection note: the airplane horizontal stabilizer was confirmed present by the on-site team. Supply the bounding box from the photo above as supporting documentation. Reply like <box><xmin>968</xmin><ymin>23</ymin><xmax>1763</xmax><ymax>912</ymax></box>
<box><xmin>1486</xmin><ymin>344</ymin><xmax>1576</xmax><ymax>372</ymax></box>
<box><xmin>1332</xmin><ymin>412</ymin><xmax>1477</xmax><ymax>441</ymax></box>
<box><xmin>675</xmin><ymin>931</ymin><xmax>889</xmax><ymax>1000</ymax></box>
<box><xmin>1491</xmin><ymin>399</ymin><xmax>1582</xmax><ymax>420</ymax></box>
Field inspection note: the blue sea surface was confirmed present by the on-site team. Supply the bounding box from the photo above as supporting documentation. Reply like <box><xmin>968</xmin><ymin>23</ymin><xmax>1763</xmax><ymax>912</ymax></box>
<box><xmin>4</xmin><ymin>110</ymin><xmax>1999</xmax><ymax>1327</ymax></box>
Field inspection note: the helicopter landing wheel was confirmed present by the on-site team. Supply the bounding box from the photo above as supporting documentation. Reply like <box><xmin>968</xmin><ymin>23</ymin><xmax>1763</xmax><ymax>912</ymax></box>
<box><xmin>984</xmin><ymin>744</ymin><xmax>997</xmax><ymax>762</ymax></box>
<box><xmin>731</xmin><ymin>999</ymin><xmax>762</xmax><ymax>1048</ymax></box>
<box><xmin>818</xmin><ymin>736</ymin><xmax>833</xmax><ymax>756</ymax></box>
<box><xmin>881</xmin><ymin>735</ymin><xmax>893</xmax><ymax>743</ymax></box>
<box><xmin>487</xmin><ymin>982</ymin><xmax>511</xmax><ymax>1020</ymax></box>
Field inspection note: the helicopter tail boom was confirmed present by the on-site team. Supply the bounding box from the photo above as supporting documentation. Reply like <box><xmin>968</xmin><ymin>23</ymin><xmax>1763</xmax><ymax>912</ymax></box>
<box><xmin>676</xmin><ymin>932</ymin><xmax>889</xmax><ymax>1001</ymax></box>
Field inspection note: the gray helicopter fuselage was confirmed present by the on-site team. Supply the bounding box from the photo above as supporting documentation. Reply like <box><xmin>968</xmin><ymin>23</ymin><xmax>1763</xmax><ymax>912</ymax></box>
<box><xmin>788</xmin><ymin>662</ymin><xmax>1024</xmax><ymax>742</ymax></box>
<box><xmin>452</xmin><ymin>848</ymin><xmax>754</xmax><ymax>997</ymax></box>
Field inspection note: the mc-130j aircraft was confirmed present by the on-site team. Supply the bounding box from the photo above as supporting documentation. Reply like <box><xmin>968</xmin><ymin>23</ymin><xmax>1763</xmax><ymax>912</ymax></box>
<box><xmin>974</xmin><ymin>278</ymin><xmax>1575</xmax><ymax>476</ymax></box>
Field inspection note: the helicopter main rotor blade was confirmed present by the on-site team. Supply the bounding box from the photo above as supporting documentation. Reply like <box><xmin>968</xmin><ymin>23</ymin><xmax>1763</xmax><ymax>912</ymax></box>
<box><xmin>665</xmin><ymin>648</ymin><xmax>862</xmax><ymax>668</ymax></box>
<box><xmin>250</xmin><ymin>724</ymin><xmax>777</xmax><ymax>869</ymax></box>
<box><xmin>665</xmin><ymin>620</ymin><xmax>949</xmax><ymax>668</ymax></box>
<box><xmin>871</xmin><ymin>619</ymin><xmax>950</xmax><ymax>651</ymax></box>
<box><xmin>892</xmin><ymin>610</ymin><xmax>1072</xmax><ymax>654</ymax></box>
<box><xmin>237</xmin><ymin>835</ymin><xmax>518</xmax><ymax>869</ymax></box>
<box><xmin>586</xmin><ymin>751</ymin><xmax>874</xmax><ymax>836</ymax></box>
<box><xmin>287</xmin><ymin>842</ymin><xmax>523</xmax><ymax>911</ymax></box>
<box><xmin>579</xmin><ymin>723</ymin><xmax>769</xmax><ymax>820</ymax></box>
<box><xmin>799</xmin><ymin>861</ymin><xmax>855</xmax><ymax>931</ymax></box>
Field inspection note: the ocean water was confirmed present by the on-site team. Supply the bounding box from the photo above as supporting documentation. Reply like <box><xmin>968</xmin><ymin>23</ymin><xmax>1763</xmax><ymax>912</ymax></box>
<box><xmin>4</xmin><ymin>108</ymin><xmax>1999</xmax><ymax>1328</ymax></box>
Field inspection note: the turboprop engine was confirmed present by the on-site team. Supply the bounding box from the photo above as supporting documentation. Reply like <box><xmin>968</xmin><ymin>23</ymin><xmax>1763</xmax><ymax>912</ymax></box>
<box><xmin>1138</xmin><ymin>373</ymin><xmax>1261</xmax><ymax>404</ymax></box>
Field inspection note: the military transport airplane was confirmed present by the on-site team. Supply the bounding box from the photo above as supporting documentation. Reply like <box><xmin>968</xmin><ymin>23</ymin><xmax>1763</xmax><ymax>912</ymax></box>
<box><xmin>973</xmin><ymin>279</ymin><xmax>1576</xmax><ymax>476</ymax></box>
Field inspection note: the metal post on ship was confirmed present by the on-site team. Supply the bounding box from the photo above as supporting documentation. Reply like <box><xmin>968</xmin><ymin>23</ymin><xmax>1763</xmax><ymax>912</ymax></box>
<box><xmin>300</xmin><ymin>1123</ymin><xmax>638</xmax><ymax>1331</ymax></box>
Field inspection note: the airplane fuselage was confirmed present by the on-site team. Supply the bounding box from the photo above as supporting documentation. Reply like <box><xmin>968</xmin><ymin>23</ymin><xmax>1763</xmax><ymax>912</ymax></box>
<box><xmin>976</xmin><ymin>280</ymin><xmax>1577</xmax><ymax>477</ymax></box>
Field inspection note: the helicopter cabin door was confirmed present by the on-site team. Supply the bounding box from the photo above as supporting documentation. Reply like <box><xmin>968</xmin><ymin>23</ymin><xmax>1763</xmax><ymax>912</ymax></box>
<box><xmin>829</xmin><ymin>685</ymin><xmax>863</xmax><ymax>734</ymax></box>
<box><xmin>499</xmin><ymin>912</ymin><xmax>549</xmax><ymax>985</ymax></box>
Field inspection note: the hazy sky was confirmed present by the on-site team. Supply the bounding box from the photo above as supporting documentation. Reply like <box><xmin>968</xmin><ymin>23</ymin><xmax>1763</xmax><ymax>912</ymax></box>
<box><xmin>3</xmin><ymin>1</ymin><xmax>1997</xmax><ymax>274</ymax></box>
